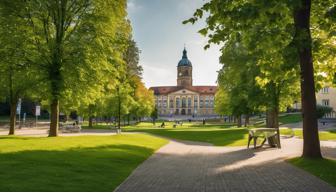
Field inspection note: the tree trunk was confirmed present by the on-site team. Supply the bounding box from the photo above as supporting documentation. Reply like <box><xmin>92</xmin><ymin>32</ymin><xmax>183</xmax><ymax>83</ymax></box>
<box><xmin>9</xmin><ymin>101</ymin><xmax>17</xmax><ymax>135</ymax></box>
<box><xmin>89</xmin><ymin>116</ymin><xmax>93</xmax><ymax>128</ymax></box>
<box><xmin>266</xmin><ymin>109</ymin><xmax>278</xmax><ymax>128</ymax></box>
<box><xmin>294</xmin><ymin>0</ymin><xmax>321</xmax><ymax>158</ymax></box>
<box><xmin>49</xmin><ymin>99</ymin><xmax>59</xmax><ymax>137</ymax></box>
<box><xmin>117</xmin><ymin>87</ymin><xmax>121</xmax><ymax>133</ymax></box>
<box><xmin>237</xmin><ymin>115</ymin><xmax>242</xmax><ymax>127</ymax></box>
<box><xmin>8</xmin><ymin>66</ymin><xmax>17</xmax><ymax>135</ymax></box>
<box><xmin>244</xmin><ymin>115</ymin><xmax>250</xmax><ymax>127</ymax></box>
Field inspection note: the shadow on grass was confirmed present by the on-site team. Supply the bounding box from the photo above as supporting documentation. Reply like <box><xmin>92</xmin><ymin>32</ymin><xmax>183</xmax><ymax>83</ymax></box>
<box><xmin>0</xmin><ymin>144</ymin><xmax>156</xmax><ymax>192</ymax></box>
<box><xmin>127</xmin><ymin>128</ymin><xmax>249</xmax><ymax>146</ymax></box>
<box><xmin>0</xmin><ymin>136</ymin><xmax>32</xmax><ymax>140</ymax></box>
<box><xmin>188</xmin><ymin>124</ymin><xmax>234</xmax><ymax>129</ymax></box>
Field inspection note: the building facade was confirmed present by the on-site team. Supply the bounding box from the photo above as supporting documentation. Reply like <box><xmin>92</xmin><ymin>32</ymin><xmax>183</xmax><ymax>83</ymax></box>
<box><xmin>316</xmin><ymin>85</ymin><xmax>336</xmax><ymax>118</ymax></box>
<box><xmin>150</xmin><ymin>48</ymin><xmax>217</xmax><ymax>117</ymax></box>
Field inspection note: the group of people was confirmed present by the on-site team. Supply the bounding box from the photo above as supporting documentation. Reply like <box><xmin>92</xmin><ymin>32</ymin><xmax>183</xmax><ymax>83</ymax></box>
<box><xmin>158</xmin><ymin>119</ymin><xmax>207</xmax><ymax>128</ymax></box>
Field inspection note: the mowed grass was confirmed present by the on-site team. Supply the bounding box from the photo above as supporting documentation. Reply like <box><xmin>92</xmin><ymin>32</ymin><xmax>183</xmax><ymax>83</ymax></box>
<box><xmin>84</xmin><ymin>122</ymin><xmax>313</xmax><ymax>146</ymax></box>
<box><xmin>278</xmin><ymin>113</ymin><xmax>302</xmax><ymax>124</ymax></box>
<box><xmin>289</xmin><ymin>158</ymin><xmax>336</xmax><ymax>187</ymax></box>
<box><xmin>0</xmin><ymin>134</ymin><xmax>168</xmax><ymax>192</ymax></box>
<box><xmin>281</xmin><ymin>128</ymin><xmax>336</xmax><ymax>141</ymax></box>
<box><xmin>124</xmin><ymin>122</ymin><xmax>250</xmax><ymax>146</ymax></box>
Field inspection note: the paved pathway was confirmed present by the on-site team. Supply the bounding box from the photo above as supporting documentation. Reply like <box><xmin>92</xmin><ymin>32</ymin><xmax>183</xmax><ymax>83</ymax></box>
<box><xmin>115</xmin><ymin>138</ymin><xmax>336</xmax><ymax>192</ymax></box>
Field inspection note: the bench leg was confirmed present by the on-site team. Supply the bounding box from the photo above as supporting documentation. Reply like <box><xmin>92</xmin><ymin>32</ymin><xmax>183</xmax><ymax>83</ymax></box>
<box><xmin>253</xmin><ymin>137</ymin><xmax>257</xmax><ymax>148</ymax></box>
<box><xmin>260</xmin><ymin>138</ymin><xmax>267</xmax><ymax>148</ymax></box>
<box><xmin>247</xmin><ymin>135</ymin><xmax>252</xmax><ymax>148</ymax></box>
<box><xmin>276</xmin><ymin>134</ymin><xmax>281</xmax><ymax>148</ymax></box>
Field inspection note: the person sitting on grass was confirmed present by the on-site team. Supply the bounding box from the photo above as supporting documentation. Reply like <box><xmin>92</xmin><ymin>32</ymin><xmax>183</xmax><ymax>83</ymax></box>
<box><xmin>160</xmin><ymin>122</ymin><xmax>165</xmax><ymax>128</ymax></box>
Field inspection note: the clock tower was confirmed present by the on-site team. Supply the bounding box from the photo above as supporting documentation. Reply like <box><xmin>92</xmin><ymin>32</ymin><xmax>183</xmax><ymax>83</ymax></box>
<box><xmin>177</xmin><ymin>48</ymin><xmax>193</xmax><ymax>87</ymax></box>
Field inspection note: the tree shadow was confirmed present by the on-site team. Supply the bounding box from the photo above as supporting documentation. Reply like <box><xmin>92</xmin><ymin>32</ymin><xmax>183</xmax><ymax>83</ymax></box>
<box><xmin>117</xmin><ymin>145</ymin><xmax>335</xmax><ymax>192</ymax></box>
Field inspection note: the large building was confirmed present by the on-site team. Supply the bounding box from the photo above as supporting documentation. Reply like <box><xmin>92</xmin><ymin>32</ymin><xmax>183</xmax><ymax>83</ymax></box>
<box><xmin>316</xmin><ymin>85</ymin><xmax>336</xmax><ymax>118</ymax></box>
<box><xmin>150</xmin><ymin>48</ymin><xmax>217</xmax><ymax>117</ymax></box>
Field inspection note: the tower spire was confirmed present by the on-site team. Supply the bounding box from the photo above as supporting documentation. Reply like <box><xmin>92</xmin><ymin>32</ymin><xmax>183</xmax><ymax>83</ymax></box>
<box><xmin>182</xmin><ymin>45</ymin><xmax>187</xmax><ymax>59</ymax></box>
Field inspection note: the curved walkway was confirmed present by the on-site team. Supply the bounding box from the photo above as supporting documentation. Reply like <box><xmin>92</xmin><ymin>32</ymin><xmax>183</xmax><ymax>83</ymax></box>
<box><xmin>115</xmin><ymin>137</ymin><xmax>336</xmax><ymax>192</ymax></box>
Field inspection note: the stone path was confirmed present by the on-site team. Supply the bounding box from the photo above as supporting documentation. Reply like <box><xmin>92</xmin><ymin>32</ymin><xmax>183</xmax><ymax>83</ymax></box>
<box><xmin>115</xmin><ymin>138</ymin><xmax>336</xmax><ymax>192</ymax></box>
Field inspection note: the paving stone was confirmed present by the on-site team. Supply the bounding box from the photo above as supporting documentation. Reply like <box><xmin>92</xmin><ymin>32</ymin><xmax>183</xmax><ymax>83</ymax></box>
<box><xmin>115</xmin><ymin>138</ymin><xmax>336</xmax><ymax>192</ymax></box>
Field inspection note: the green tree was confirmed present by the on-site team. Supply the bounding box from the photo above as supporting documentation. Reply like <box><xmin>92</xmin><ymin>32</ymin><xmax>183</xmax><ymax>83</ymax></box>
<box><xmin>185</xmin><ymin>0</ymin><xmax>333</xmax><ymax>158</ymax></box>
<box><xmin>0</xmin><ymin>1</ymin><xmax>40</xmax><ymax>135</ymax></box>
<box><xmin>22</xmin><ymin>0</ymin><xmax>129</xmax><ymax>136</ymax></box>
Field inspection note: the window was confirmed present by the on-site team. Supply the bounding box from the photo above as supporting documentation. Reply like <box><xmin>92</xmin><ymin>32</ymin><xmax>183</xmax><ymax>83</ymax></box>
<box><xmin>163</xmin><ymin>99</ymin><xmax>167</xmax><ymax>108</ymax></box>
<box><xmin>158</xmin><ymin>100</ymin><xmax>161</xmax><ymax>108</ymax></box>
<box><xmin>322</xmin><ymin>99</ymin><xmax>330</xmax><ymax>106</ymax></box>
<box><xmin>194</xmin><ymin>96</ymin><xmax>198</xmax><ymax>108</ymax></box>
<box><xmin>205</xmin><ymin>96</ymin><xmax>209</xmax><ymax>108</ymax></box>
<box><xmin>176</xmin><ymin>98</ymin><xmax>180</xmax><ymax>108</ymax></box>
<box><xmin>200</xmin><ymin>97</ymin><xmax>203</xmax><ymax>108</ymax></box>
<box><xmin>188</xmin><ymin>109</ymin><xmax>192</xmax><ymax>115</ymax></box>
<box><xmin>321</xmin><ymin>87</ymin><xmax>329</xmax><ymax>94</ymax></box>
<box><xmin>169</xmin><ymin>97</ymin><xmax>174</xmax><ymax>108</ymax></box>
<box><xmin>188</xmin><ymin>97</ymin><xmax>192</xmax><ymax>108</ymax></box>
<box><xmin>182</xmin><ymin>97</ymin><xmax>187</xmax><ymax>108</ymax></box>
<box><xmin>209</xmin><ymin>96</ymin><xmax>214</xmax><ymax>108</ymax></box>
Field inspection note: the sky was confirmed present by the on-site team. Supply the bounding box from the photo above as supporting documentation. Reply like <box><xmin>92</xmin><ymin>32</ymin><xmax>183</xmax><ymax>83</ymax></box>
<box><xmin>127</xmin><ymin>0</ymin><xmax>222</xmax><ymax>88</ymax></box>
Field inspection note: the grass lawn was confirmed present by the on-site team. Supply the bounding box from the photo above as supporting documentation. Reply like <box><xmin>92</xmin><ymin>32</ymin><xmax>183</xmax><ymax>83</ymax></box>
<box><xmin>280</xmin><ymin>128</ymin><xmax>336</xmax><ymax>141</ymax></box>
<box><xmin>127</xmin><ymin>122</ymin><xmax>291</xmax><ymax>146</ymax></box>
<box><xmin>124</xmin><ymin>122</ymin><xmax>249</xmax><ymax>146</ymax></box>
<box><xmin>279</xmin><ymin>113</ymin><xmax>302</xmax><ymax>124</ymax></box>
<box><xmin>289</xmin><ymin>157</ymin><xmax>336</xmax><ymax>187</ymax></box>
<box><xmin>0</xmin><ymin>134</ymin><xmax>168</xmax><ymax>192</ymax></box>
<box><xmin>84</xmin><ymin>122</ymin><xmax>309</xmax><ymax>146</ymax></box>
<box><xmin>83</xmin><ymin>121</ymin><xmax>335</xmax><ymax>147</ymax></box>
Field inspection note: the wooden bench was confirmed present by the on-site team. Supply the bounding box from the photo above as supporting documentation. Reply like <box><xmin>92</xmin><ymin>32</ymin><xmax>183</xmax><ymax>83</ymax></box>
<box><xmin>247</xmin><ymin>128</ymin><xmax>280</xmax><ymax>149</ymax></box>
<box><xmin>59</xmin><ymin>123</ymin><xmax>81</xmax><ymax>133</ymax></box>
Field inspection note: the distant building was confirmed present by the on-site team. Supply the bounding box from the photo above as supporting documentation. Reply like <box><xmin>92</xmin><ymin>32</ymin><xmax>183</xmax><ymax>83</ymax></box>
<box><xmin>150</xmin><ymin>48</ymin><xmax>217</xmax><ymax>117</ymax></box>
<box><xmin>316</xmin><ymin>85</ymin><xmax>336</xmax><ymax>118</ymax></box>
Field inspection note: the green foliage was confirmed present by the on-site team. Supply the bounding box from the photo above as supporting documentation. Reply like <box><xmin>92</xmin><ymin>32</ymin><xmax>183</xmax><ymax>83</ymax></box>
<box><xmin>150</xmin><ymin>107</ymin><xmax>158</xmax><ymax>120</ymax></box>
<box><xmin>188</xmin><ymin>1</ymin><xmax>301</xmax><ymax>120</ymax></box>
<box><xmin>0</xmin><ymin>1</ymin><xmax>40</xmax><ymax>103</ymax></box>
<box><xmin>316</xmin><ymin>105</ymin><xmax>333</xmax><ymax>118</ymax></box>
<box><xmin>0</xmin><ymin>134</ymin><xmax>168</xmax><ymax>192</ymax></box>
<box><xmin>0</xmin><ymin>0</ymin><xmax>153</xmax><ymax>132</ymax></box>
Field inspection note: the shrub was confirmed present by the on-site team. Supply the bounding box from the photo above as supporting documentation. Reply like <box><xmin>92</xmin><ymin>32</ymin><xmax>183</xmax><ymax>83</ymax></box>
<box><xmin>316</xmin><ymin>105</ymin><xmax>333</xmax><ymax>118</ymax></box>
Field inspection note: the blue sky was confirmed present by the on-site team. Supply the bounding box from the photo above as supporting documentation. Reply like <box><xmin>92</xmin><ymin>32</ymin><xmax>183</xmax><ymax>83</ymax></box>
<box><xmin>127</xmin><ymin>0</ymin><xmax>221</xmax><ymax>87</ymax></box>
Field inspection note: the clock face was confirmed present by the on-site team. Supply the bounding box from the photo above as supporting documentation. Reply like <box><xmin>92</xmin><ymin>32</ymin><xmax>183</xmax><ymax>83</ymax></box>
<box><xmin>179</xmin><ymin>72</ymin><xmax>182</xmax><ymax>76</ymax></box>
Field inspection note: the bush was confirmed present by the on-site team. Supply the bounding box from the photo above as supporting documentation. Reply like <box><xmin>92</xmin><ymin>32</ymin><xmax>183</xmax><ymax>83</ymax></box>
<box><xmin>316</xmin><ymin>105</ymin><xmax>333</xmax><ymax>118</ymax></box>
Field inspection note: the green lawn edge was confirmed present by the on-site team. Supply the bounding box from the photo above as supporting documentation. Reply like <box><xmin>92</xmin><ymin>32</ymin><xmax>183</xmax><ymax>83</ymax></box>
<box><xmin>0</xmin><ymin>134</ymin><xmax>168</xmax><ymax>192</ymax></box>
<box><xmin>288</xmin><ymin>157</ymin><xmax>336</xmax><ymax>187</ymax></box>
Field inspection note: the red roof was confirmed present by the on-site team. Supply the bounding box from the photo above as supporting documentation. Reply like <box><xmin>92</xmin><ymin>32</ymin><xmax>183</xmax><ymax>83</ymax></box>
<box><xmin>150</xmin><ymin>86</ymin><xmax>217</xmax><ymax>95</ymax></box>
